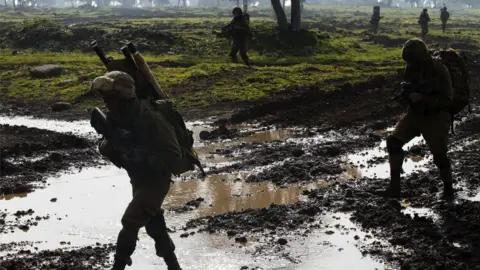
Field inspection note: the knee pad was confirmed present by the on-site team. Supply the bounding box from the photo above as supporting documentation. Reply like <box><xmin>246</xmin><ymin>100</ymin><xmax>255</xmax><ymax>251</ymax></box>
<box><xmin>433</xmin><ymin>155</ymin><xmax>450</xmax><ymax>169</ymax></box>
<box><xmin>386</xmin><ymin>135</ymin><xmax>405</xmax><ymax>155</ymax></box>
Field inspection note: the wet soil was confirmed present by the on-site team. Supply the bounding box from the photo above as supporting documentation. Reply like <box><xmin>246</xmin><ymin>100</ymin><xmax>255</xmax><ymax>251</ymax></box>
<box><xmin>0</xmin><ymin>244</ymin><xmax>116</xmax><ymax>270</ymax></box>
<box><xmin>0</xmin><ymin>124</ymin><xmax>99</xmax><ymax>194</ymax></box>
<box><xmin>182</xmin><ymin>70</ymin><xmax>480</xmax><ymax>268</ymax></box>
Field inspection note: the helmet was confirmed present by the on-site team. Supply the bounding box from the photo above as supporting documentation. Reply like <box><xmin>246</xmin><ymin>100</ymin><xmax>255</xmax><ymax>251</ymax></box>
<box><xmin>423</xmin><ymin>8</ymin><xmax>427</xmax><ymax>12</ymax></box>
<box><xmin>91</xmin><ymin>71</ymin><xmax>136</xmax><ymax>100</ymax></box>
<box><xmin>402</xmin><ymin>38</ymin><xmax>430</xmax><ymax>64</ymax></box>
<box><xmin>232</xmin><ymin>7</ymin><xmax>242</xmax><ymax>15</ymax></box>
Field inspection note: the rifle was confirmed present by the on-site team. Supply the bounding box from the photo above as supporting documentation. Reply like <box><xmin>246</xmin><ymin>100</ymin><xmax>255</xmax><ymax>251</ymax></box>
<box><xmin>90</xmin><ymin>107</ymin><xmax>134</xmax><ymax>169</ymax></box>
<box><xmin>392</xmin><ymin>80</ymin><xmax>435</xmax><ymax>100</ymax></box>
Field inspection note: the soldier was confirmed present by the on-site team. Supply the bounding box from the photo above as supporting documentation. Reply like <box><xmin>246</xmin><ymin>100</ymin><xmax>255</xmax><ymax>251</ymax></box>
<box><xmin>91</xmin><ymin>71</ymin><xmax>183</xmax><ymax>270</ymax></box>
<box><xmin>223</xmin><ymin>7</ymin><xmax>252</xmax><ymax>65</ymax></box>
<box><xmin>440</xmin><ymin>6</ymin><xmax>450</xmax><ymax>33</ymax></box>
<box><xmin>384</xmin><ymin>39</ymin><xmax>454</xmax><ymax>200</ymax></box>
<box><xmin>418</xmin><ymin>8</ymin><xmax>431</xmax><ymax>39</ymax></box>
<box><xmin>370</xmin><ymin>6</ymin><xmax>383</xmax><ymax>34</ymax></box>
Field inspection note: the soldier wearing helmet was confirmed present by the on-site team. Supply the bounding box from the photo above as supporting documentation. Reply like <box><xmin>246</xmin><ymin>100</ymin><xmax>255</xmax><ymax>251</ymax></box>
<box><xmin>91</xmin><ymin>71</ymin><xmax>183</xmax><ymax>270</ymax></box>
<box><xmin>384</xmin><ymin>39</ymin><xmax>455</xmax><ymax>200</ymax></box>
<box><xmin>221</xmin><ymin>7</ymin><xmax>252</xmax><ymax>65</ymax></box>
<box><xmin>418</xmin><ymin>8</ymin><xmax>430</xmax><ymax>39</ymax></box>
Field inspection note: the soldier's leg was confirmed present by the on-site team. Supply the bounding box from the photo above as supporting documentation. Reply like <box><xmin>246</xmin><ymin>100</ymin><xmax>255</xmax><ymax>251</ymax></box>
<box><xmin>421</xmin><ymin>112</ymin><xmax>453</xmax><ymax>199</ymax></box>
<box><xmin>230</xmin><ymin>42</ymin><xmax>239</xmax><ymax>63</ymax></box>
<box><xmin>442</xmin><ymin>22</ymin><xmax>446</xmax><ymax>33</ymax></box>
<box><xmin>385</xmin><ymin>112</ymin><xmax>420</xmax><ymax>197</ymax></box>
<box><xmin>112</xmin><ymin>180</ymin><xmax>172</xmax><ymax>270</ymax></box>
<box><xmin>145</xmin><ymin>210</ymin><xmax>181</xmax><ymax>269</ymax></box>
<box><xmin>238</xmin><ymin>39</ymin><xmax>249</xmax><ymax>66</ymax></box>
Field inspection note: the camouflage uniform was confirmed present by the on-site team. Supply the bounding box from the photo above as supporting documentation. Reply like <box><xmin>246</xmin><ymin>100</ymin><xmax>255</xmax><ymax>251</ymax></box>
<box><xmin>418</xmin><ymin>9</ymin><xmax>430</xmax><ymax>39</ymax></box>
<box><xmin>92</xmin><ymin>71</ymin><xmax>182</xmax><ymax>270</ymax></box>
<box><xmin>386</xmin><ymin>39</ymin><xmax>454</xmax><ymax>199</ymax></box>
<box><xmin>440</xmin><ymin>7</ymin><xmax>450</xmax><ymax>33</ymax></box>
<box><xmin>225</xmin><ymin>7</ymin><xmax>252</xmax><ymax>65</ymax></box>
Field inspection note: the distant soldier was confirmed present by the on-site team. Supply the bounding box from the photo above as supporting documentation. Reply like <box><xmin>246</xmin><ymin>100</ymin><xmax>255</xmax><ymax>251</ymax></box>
<box><xmin>440</xmin><ymin>6</ymin><xmax>450</xmax><ymax>33</ymax></box>
<box><xmin>221</xmin><ymin>7</ymin><xmax>252</xmax><ymax>66</ymax></box>
<box><xmin>418</xmin><ymin>9</ymin><xmax>431</xmax><ymax>39</ymax></box>
<box><xmin>370</xmin><ymin>6</ymin><xmax>383</xmax><ymax>34</ymax></box>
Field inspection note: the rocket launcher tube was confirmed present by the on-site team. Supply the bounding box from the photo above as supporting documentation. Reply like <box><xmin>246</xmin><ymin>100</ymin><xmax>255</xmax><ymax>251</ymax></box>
<box><xmin>126</xmin><ymin>42</ymin><xmax>167</xmax><ymax>100</ymax></box>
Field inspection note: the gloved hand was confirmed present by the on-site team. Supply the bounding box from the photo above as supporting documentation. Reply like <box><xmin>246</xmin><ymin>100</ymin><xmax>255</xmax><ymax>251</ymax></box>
<box><xmin>98</xmin><ymin>139</ymin><xmax>114</xmax><ymax>157</ymax></box>
<box><xmin>98</xmin><ymin>139</ymin><xmax>123</xmax><ymax>168</ymax></box>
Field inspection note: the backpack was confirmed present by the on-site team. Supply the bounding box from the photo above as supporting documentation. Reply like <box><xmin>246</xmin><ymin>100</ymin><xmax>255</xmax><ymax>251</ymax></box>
<box><xmin>431</xmin><ymin>48</ymin><xmax>470</xmax><ymax>115</ymax></box>
<box><xmin>149</xmin><ymin>99</ymin><xmax>205</xmax><ymax>177</ymax></box>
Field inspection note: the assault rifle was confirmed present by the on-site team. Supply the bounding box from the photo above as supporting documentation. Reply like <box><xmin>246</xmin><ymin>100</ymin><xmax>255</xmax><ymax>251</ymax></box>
<box><xmin>392</xmin><ymin>80</ymin><xmax>437</xmax><ymax>102</ymax></box>
<box><xmin>90</xmin><ymin>107</ymin><xmax>134</xmax><ymax>169</ymax></box>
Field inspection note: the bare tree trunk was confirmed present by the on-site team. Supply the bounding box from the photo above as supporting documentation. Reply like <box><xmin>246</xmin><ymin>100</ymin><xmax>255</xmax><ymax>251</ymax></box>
<box><xmin>291</xmin><ymin>0</ymin><xmax>301</xmax><ymax>31</ymax></box>
<box><xmin>282</xmin><ymin>0</ymin><xmax>285</xmax><ymax>8</ymax></box>
<box><xmin>182</xmin><ymin>0</ymin><xmax>186</xmax><ymax>6</ymax></box>
<box><xmin>236</xmin><ymin>0</ymin><xmax>239</xmax><ymax>6</ymax></box>
<box><xmin>243</xmin><ymin>0</ymin><xmax>247</xmax><ymax>12</ymax></box>
<box><xmin>271</xmin><ymin>0</ymin><xmax>288</xmax><ymax>31</ymax></box>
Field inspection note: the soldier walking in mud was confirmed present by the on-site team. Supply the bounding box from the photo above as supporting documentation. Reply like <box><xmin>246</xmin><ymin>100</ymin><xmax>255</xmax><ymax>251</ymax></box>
<box><xmin>91</xmin><ymin>71</ymin><xmax>183</xmax><ymax>270</ymax></box>
<box><xmin>222</xmin><ymin>7</ymin><xmax>252</xmax><ymax>66</ymax></box>
<box><xmin>418</xmin><ymin>9</ymin><xmax>431</xmax><ymax>39</ymax></box>
<box><xmin>370</xmin><ymin>6</ymin><xmax>383</xmax><ymax>34</ymax></box>
<box><xmin>440</xmin><ymin>6</ymin><xmax>450</xmax><ymax>33</ymax></box>
<box><xmin>384</xmin><ymin>39</ymin><xmax>455</xmax><ymax>200</ymax></box>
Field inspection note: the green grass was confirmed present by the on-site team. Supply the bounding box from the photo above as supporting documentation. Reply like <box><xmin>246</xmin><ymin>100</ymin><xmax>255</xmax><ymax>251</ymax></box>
<box><xmin>1</xmin><ymin>5</ymin><xmax>478</xmax><ymax>112</ymax></box>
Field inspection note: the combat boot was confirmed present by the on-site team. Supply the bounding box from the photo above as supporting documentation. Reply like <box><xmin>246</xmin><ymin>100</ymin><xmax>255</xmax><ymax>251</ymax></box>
<box><xmin>384</xmin><ymin>170</ymin><xmax>401</xmax><ymax>198</ymax></box>
<box><xmin>164</xmin><ymin>252</ymin><xmax>182</xmax><ymax>270</ymax></box>
<box><xmin>439</xmin><ymin>167</ymin><xmax>454</xmax><ymax>200</ymax></box>
<box><xmin>111</xmin><ymin>256</ymin><xmax>132</xmax><ymax>270</ymax></box>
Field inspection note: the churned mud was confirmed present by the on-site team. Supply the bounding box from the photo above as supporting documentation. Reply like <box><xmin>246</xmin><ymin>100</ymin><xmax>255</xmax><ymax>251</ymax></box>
<box><xmin>0</xmin><ymin>244</ymin><xmax>116</xmax><ymax>270</ymax></box>
<box><xmin>0</xmin><ymin>124</ymin><xmax>98</xmax><ymax>194</ymax></box>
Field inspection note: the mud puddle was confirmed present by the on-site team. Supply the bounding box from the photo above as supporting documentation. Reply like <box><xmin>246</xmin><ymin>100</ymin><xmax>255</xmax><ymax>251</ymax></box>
<box><xmin>347</xmin><ymin>134</ymin><xmax>430</xmax><ymax>179</ymax></box>
<box><xmin>0</xmin><ymin>164</ymin><xmax>387</xmax><ymax>269</ymax></box>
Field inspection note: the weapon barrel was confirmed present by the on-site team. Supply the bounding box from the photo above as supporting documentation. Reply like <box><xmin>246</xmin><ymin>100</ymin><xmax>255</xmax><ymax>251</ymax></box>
<box><xmin>91</xmin><ymin>41</ymin><xmax>109</xmax><ymax>67</ymax></box>
<box><xmin>127</xmin><ymin>42</ymin><xmax>168</xmax><ymax>100</ymax></box>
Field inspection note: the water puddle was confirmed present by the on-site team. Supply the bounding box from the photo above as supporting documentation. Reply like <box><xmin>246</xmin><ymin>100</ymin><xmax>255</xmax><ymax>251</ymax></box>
<box><xmin>0</xmin><ymin>116</ymin><xmax>408</xmax><ymax>269</ymax></box>
<box><xmin>0</xmin><ymin>165</ymin><xmax>386</xmax><ymax>269</ymax></box>
<box><xmin>347</xmin><ymin>132</ymin><xmax>431</xmax><ymax>179</ymax></box>
<box><xmin>401</xmin><ymin>206</ymin><xmax>439</xmax><ymax>221</ymax></box>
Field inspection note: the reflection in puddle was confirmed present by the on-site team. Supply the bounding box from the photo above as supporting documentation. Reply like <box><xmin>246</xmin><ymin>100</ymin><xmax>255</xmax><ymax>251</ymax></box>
<box><xmin>290</xmin><ymin>213</ymin><xmax>386</xmax><ymax>270</ymax></box>
<box><xmin>347</xmin><ymin>133</ymin><xmax>431</xmax><ymax>179</ymax></box>
<box><xmin>0</xmin><ymin>193</ymin><xmax>28</xmax><ymax>200</ymax></box>
<box><xmin>402</xmin><ymin>206</ymin><xmax>439</xmax><ymax>220</ymax></box>
<box><xmin>169</xmin><ymin>174</ymin><xmax>327</xmax><ymax>217</ymax></box>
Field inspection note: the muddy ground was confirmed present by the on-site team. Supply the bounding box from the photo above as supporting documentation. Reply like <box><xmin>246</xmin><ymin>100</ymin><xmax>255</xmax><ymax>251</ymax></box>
<box><xmin>0</xmin><ymin>124</ymin><xmax>100</xmax><ymax>194</ymax></box>
<box><xmin>180</xmin><ymin>68</ymin><xmax>480</xmax><ymax>269</ymax></box>
<box><xmin>1</xmin><ymin>67</ymin><xmax>480</xmax><ymax>269</ymax></box>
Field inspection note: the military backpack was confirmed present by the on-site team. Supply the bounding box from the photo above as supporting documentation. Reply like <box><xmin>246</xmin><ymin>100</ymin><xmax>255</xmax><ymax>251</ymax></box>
<box><xmin>148</xmin><ymin>99</ymin><xmax>204</xmax><ymax>177</ymax></box>
<box><xmin>431</xmin><ymin>48</ymin><xmax>470</xmax><ymax>115</ymax></box>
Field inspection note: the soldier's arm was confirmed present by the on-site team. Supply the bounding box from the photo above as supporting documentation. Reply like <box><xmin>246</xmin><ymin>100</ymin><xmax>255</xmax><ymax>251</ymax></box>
<box><xmin>141</xmin><ymin>111</ymin><xmax>182</xmax><ymax>173</ymax></box>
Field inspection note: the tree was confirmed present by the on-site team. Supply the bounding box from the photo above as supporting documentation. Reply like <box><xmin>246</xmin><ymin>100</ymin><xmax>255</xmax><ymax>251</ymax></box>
<box><xmin>270</xmin><ymin>0</ymin><xmax>288</xmax><ymax>31</ymax></box>
<box><xmin>291</xmin><ymin>0</ymin><xmax>301</xmax><ymax>31</ymax></box>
